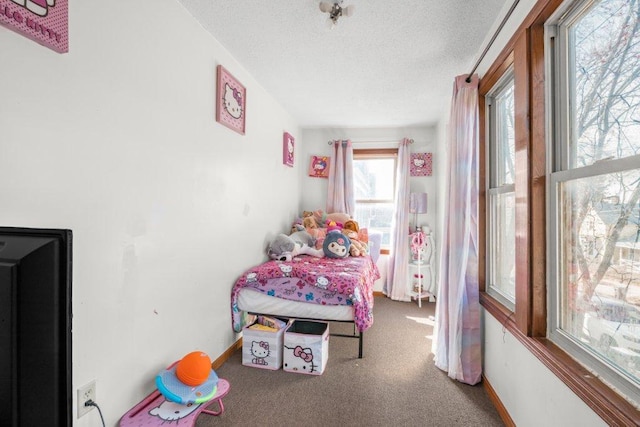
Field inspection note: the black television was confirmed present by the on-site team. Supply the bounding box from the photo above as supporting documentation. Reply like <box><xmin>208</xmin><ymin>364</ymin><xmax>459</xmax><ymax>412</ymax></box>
<box><xmin>0</xmin><ymin>227</ymin><xmax>72</xmax><ymax>426</ymax></box>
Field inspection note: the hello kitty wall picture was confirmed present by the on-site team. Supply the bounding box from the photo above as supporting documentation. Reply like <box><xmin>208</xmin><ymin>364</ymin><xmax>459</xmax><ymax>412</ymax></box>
<box><xmin>410</xmin><ymin>152</ymin><xmax>433</xmax><ymax>176</ymax></box>
<box><xmin>283</xmin><ymin>132</ymin><xmax>295</xmax><ymax>167</ymax></box>
<box><xmin>216</xmin><ymin>65</ymin><xmax>246</xmax><ymax>135</ymax></box>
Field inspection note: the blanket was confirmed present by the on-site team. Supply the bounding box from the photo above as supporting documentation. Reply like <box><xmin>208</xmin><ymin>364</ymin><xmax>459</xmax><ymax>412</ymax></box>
<box><xmin>231</xmin><ymin>255</ymin><xmax>380</xmax><ymax>333</ymax></box>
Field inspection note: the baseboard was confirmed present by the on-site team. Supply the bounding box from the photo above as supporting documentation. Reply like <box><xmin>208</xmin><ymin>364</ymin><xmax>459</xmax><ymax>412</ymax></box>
<box><xmin>212</xmin><ymin>338</ymin><xmax>242</xmax><ymax>370</ymax></box>
<box><xmin>373</xmin><ymin>291</ymin><xmax>385</xmax><ymax>297</ymax></box>
<box><xmin>482</xmin><ymin>374</ymin><xmax>515</xmax><ymax>427</ymax></box>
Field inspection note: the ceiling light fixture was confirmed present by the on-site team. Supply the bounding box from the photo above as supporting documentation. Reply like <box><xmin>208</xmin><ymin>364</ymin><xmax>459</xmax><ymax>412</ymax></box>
<box><xmin>319</xmin><ymin>1</ymin><xmax>355</xmax><ymax>29</ymax></box>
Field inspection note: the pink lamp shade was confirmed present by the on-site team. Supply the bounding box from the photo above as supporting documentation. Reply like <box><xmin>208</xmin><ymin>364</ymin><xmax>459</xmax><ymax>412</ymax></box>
<box><xmin>409</xmin><ymin>193</ymin><xmax>428</xmax><ymax>214</ymax></box>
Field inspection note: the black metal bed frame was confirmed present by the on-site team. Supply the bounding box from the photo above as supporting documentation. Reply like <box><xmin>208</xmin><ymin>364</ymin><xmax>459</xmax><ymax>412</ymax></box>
<box><xmin>248</xmin><ymin>312</ymin><xmax>364</xmax><ymax>358</ymax></box>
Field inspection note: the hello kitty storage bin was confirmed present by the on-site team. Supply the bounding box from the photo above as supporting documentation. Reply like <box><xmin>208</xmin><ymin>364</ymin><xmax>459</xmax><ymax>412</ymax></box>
<box><xmin>242</xmin><ymin>316</ymin><xmax>286</xmax><ymax>370</ymax></box>
<box><xmin>283</xmin><ymin>320</ymin><xmax>329</xmax><ymax>375</ymax></box>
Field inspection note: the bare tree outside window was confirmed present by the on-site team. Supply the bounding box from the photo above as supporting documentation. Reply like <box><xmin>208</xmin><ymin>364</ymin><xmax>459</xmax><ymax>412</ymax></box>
<box><xmin>560</xmin><ymin>0</ymin><xmax>640</xmax><ymax>380</ymax></box>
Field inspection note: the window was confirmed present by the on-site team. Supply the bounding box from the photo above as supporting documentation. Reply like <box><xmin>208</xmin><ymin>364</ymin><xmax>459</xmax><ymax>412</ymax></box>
<box><xmin>353</xmin><ymin>149</ymin><xmax>397</xmax><ymax>248</ymax></box>
<box><xmin>486</xmin><ymin>70</ymin><xmax>517</xmax><ymax>308</ymax></box>
<box><xmin>479</xmin><ymin>0</ymin><xmax>640</xmax><ymax>420</ymax></box>
<box><xmin>548</xmin><ymin>0</ymin><xmax>640</xmax><ymax>402</ymax></box>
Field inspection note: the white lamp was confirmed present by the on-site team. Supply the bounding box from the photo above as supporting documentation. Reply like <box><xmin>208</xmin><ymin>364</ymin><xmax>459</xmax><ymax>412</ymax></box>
<box><xmin>409</xmin><ymin>192</ymin><xmax>427</xmax><ymax>233</ymax></box>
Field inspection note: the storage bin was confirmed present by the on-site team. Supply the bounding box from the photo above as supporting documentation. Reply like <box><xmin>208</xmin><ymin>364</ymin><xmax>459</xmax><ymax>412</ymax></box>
<box><xmin>242</xmin><ymin>317</ymin><xmax>286</xmax><ymax>370</ymax></box>
<box><xmin>283</xmin><ymin>320</ymin><xmax>329</xmax><ymax>375</ymax></box>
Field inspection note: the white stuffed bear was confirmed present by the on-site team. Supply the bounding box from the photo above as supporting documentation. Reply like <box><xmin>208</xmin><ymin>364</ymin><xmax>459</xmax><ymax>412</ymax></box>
<box><xmin>267</xmin><ymin>231</ymin><xmax>324</xmax><ymax>262</ymax></box>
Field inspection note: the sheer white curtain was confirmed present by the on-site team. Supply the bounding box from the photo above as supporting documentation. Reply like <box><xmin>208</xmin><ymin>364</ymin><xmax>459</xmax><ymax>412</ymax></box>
<box><xmin>326</xmin><ymin>140</ymin><xmax>354</xmax><ymax>216</ymax></box>
<box><xmin>385</xmin><ymin>138</ymin><xmax>411</xmax><ymax>301</ymax></box>
<box><xmin>432</xmin><ymin>74</ymin><xmax>482</xmax><ymax>385</ymax></box>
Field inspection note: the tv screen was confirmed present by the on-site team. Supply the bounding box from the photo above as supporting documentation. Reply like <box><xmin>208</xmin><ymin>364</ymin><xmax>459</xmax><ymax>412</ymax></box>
<box><xmin>0</xmin><ymin>227</ymin><xmax>72</xmax><ymax>426</ymax></box>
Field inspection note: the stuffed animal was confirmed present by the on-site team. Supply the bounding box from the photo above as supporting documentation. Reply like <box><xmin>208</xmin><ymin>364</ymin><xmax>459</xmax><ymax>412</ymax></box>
<box><xmin>290</xmin><ymin>217</ymin><xmax>304</xmax><ymax>234</ymax></box>
<box><xmin>312</xmin><ymin>210</ymin><xmax>351</xmax><ymax>229</ymax></box>
<box><xmin>322</xmin><ymin>232</ymin><xmax>351</xmax><ymax>258</ymax></box>
<box><xmin>343</xmin><ymin>219</ymin><xmax>359</xmax><ymax>233</ymax></box>
<box><xmin>268</xmin><ymin>231</ymin><xmax>324</xmax><ymax>262</ymax></box>
<box><xmin>325</xmin><ymin>220</ymin><xmax>343</xmax><ymax>233</ymax></box>
<box><xmin>343</xmin><ymin>229</ymin><xmax>367</xmax><ymax>256</ymax></box>
<box><xmin>291</xmin><ymin>224</ymin><xmax>305</xmax><ymax>233</ymax></box>
<box><xmin>303</xmin><ymin>216</ymin><xmax>318</xmax><ymax>229</ymax></box>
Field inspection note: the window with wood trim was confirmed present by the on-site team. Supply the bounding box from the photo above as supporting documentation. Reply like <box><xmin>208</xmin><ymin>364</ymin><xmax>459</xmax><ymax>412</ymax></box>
<box><xmin>485</xmin><ymin>69</ymin><xmax>517</xmax><ymax>309</ymax></box>
<box><xmin>479</xmin><ymin>0</ymin><xmax>640</xmax><ymax>422</ymax></box>
<box><xmin>353</xmin><ymin>149</ymin><xmax>397</xmax><ymax>250</ymax></box>
<box><xmin>547</xmin><ymin>0</ymin><xmax>640</xmax><ymax>403</ymax></box>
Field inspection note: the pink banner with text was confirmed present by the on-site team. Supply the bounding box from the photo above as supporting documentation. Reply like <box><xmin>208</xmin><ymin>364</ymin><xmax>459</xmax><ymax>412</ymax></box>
<box><xmin>0</xmin><ymin>0</ymin><xmax>68</xmax><ymax>53</ymax></box>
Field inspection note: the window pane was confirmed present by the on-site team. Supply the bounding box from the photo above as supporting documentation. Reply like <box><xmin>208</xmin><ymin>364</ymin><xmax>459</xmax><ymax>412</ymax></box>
<box><xmin>353</xmin><ymin>203</ymin><xmax>394</xmax><ymax>247</ymax></box>
<box><xmin>489</xmin><ymin>191</ymin><xmax>516</xmax><ymax>301</ymax></box>
<box><xmin>559</xmin><ymin>169</ymin><xmax>640</xmax><ymax>383</ymax></box>
<box><xmin>495</xmin><ymin>83</ymin><xmax>515</xmax><ymax>186</ymax></box>
<box><xmin>569</xmin><ymin>0</ymin><xmax>640</xmax><ymax>168</ymax></box>
<box><xmin>487</xmin><ymin>73</ymin><xmax>516</xmax><ymax>305</ymax></box>
<box><xmin>354</xmin><ymin>159</ymin><xmax>395</xmax><ymax>200</ymax></box>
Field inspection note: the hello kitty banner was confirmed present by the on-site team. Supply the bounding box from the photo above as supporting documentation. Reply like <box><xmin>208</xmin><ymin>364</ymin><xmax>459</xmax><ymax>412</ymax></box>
<box><xmin>410</xmin><ymin>152</ymin><xmax>433</xmax><ymax>176</ymax></box>
<box><xmin>0</xmin><ymin>0</ymin><xmax>68</xmax><ymax>53</ymax></box>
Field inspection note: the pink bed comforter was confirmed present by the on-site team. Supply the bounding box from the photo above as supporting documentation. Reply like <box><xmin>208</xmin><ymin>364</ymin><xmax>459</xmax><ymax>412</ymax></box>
<box><xmin>231</xmin><ymin>255</ymin><xmax>379</xmax><ymax>333</ymax></box>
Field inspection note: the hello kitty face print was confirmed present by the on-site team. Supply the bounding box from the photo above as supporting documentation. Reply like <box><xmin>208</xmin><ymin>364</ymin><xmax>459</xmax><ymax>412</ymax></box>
<box><xmin>1</xmin><ymin>0</ymin><xmax>68</xmax><ymax>52</ymax></box>
<box><xmin>149</xmin><ymin>399</ymin><xmax>200</xmax><ymax>422</ymax></box>
<box><xmin>283</xmin><ymin>132</ymin><xmax>295</xmax><ymax>167</ymax></box>
<box><xmin>410</xmin><ymin>153</ymin><xmax>433</xmax><ymax>176</ymax></box>
<box><xmin>315</xmin><ymin>276</ymin><xmax>330</xmax><ymax>289</ymax></box>
<box><xmin>279</xmin><ymin>264</ymin><xmax>293</xmax><ymax>277</ymax></box>
<box><xmin>284</xmin><ymin>345</ymin><xmax>316</xmax><ymax>373</ymax></box>
<box><xmin>216</xmin><ymin>65</ymin><xmax>246</xmax><ymax>134</ymax></box>
<box><xmin>223</xmin><ymin>84</ymin><xmax>243</xmax><ymax>119</ymax></box>
<box><xmin>11</xmin><ymin>0</ymin><xmax>53</xmax><ymax>16</ymax></box>
<box><xmin>250</xmin><ymin>341</ymin><xmax>270</xmax><ymax>366</ymax></box>
<box><xmin>309</xmin><ymin>155</ymin><xmax>330</xmax><ymax>178</ymax></box>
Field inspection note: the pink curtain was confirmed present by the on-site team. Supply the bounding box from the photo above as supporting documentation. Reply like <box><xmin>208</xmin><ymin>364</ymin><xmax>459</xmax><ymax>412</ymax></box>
<box><xmin>326</xmin><ymin>140</ymin><xmax>354</xmax><ymax>215</ymax></box>
<box><xmin>385</xmin><ymin>138</ymin><xmax>412</xmax><ymax>301</ymax></box>
<box><xmin>433</xmin><ymin>74</ymin><xmax>482</xmax><ymax>385</ymax></box>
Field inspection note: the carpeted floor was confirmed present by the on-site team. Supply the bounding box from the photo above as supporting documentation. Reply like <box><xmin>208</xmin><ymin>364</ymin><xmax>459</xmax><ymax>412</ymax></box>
<box><xmin>197</xmin><ymin>296</ymin><xmax>504</xmax><ymax>427</ymax></box>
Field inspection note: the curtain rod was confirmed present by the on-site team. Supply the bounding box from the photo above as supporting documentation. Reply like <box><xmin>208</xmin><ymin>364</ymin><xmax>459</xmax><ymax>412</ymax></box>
<box><xmin>465</xmin><ymin>0</ymin><xmax>520</xmax><ymax>83</ymax></box>
<box><xmin>327</xmin><ymin>139</ymin><xmax>414</xmax><ymax>145</ymax></box>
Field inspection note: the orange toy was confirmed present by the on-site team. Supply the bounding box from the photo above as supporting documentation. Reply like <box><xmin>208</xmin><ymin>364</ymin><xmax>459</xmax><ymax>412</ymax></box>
<box><xmin>176</xmin><ymin>351</ymin><xmax>212</xmax><ymax>386</ymax></box>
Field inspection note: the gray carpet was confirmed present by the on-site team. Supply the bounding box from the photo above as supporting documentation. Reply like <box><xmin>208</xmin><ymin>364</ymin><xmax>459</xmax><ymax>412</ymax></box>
<box><xmin>198</xmin><ymin>296</ymin><xmax>503</xmax><ymax>427</ymax></box>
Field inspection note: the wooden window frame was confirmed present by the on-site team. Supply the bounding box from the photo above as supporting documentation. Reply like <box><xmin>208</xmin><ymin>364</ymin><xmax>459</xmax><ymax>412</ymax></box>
<box><xmin>353</xmin><ymin>148</ymin><xmax>398</xmax><ymax>255</ymax></box>
<box><xmin>485</xmin><ymin>69</ymin><xmax>517</xmax><ymax>309</ymax></box>
<box><xmin>478</xmin><ymin>0</ymin><xmax>640</xmax><ymax>424</ymax></box>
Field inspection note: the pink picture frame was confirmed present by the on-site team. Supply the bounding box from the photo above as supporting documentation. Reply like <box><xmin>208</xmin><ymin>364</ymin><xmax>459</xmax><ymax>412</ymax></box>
<box><xmin>410</xmin><ymin>153</ymin><xmax>433</xmax><ymax>176</ymax></box>
<box><xmin>283</xmin><ymin>132</ymin><xmax>295</xmax><ymax>167</ymax></box>
<box><xmin>216</xmin><ymin>65</ymin><xmax>246</xmax><ymax>135</ymax></box>
<box><xmin>308</xmin><ymin>155</ymin><xmax>330</xmax><ymax>178</ymax></box>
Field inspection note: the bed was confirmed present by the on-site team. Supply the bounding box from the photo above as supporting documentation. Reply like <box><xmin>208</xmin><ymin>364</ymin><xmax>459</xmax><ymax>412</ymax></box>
<box><xmin>230</xmin><ymin>235</ymin><xmax>381</xmax><ymax>358</ymax></box>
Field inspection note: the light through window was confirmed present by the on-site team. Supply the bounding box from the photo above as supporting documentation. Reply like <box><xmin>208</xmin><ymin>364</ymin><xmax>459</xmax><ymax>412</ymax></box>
<box><xmin>353</xmin><ymin>150</ymin><xmax>397</xmax><ymax>248</ymax></box>
<box><xmin>487</xmin><ymin>71</ymin><xmax>516</xmax><ymax>307</ymax></box>
<box><xmin>549</xmin><ymin>0</ymin><xmax>640</xmax><ymax>399</ymax></box>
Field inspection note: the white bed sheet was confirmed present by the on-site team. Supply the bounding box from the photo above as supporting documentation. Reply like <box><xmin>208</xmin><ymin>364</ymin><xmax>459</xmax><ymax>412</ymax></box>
<box><xmin>237</xmin><ymin>288</ymin><xmax>354</xmax><ymax>321</ymax></box>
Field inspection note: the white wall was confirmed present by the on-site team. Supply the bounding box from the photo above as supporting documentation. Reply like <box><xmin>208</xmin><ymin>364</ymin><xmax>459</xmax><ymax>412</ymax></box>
<box><xmin>467</xmin><ymin>0</ymin><xmax>604</xmax><ymax>423</ymax></box>
<box><xmin>299</xmin><ymin>127</ymin><xmax>439</xmax><ymax>294</ymax></box>
<box><xmin>483</xmin><ymin>312</ymin><xmax>605</xmax><ymax>426</ymax></box>
<box><xmin>0</xmin><ymin>1</ymin><xmax>301</xmax><ymax>425</ymax></box>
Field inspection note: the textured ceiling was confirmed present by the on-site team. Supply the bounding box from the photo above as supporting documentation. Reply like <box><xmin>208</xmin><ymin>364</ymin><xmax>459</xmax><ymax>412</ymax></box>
<box><xmin>176</xmin><ymin>0</ymin><xmax>509</xmax><ymax>128</ymax></box>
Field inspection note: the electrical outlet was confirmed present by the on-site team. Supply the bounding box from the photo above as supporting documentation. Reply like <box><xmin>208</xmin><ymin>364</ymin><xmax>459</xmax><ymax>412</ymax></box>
<box><xmin>77</xmin><ymin>380</ymin><xmax>96</xmax><ymax>418</ymax></box>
